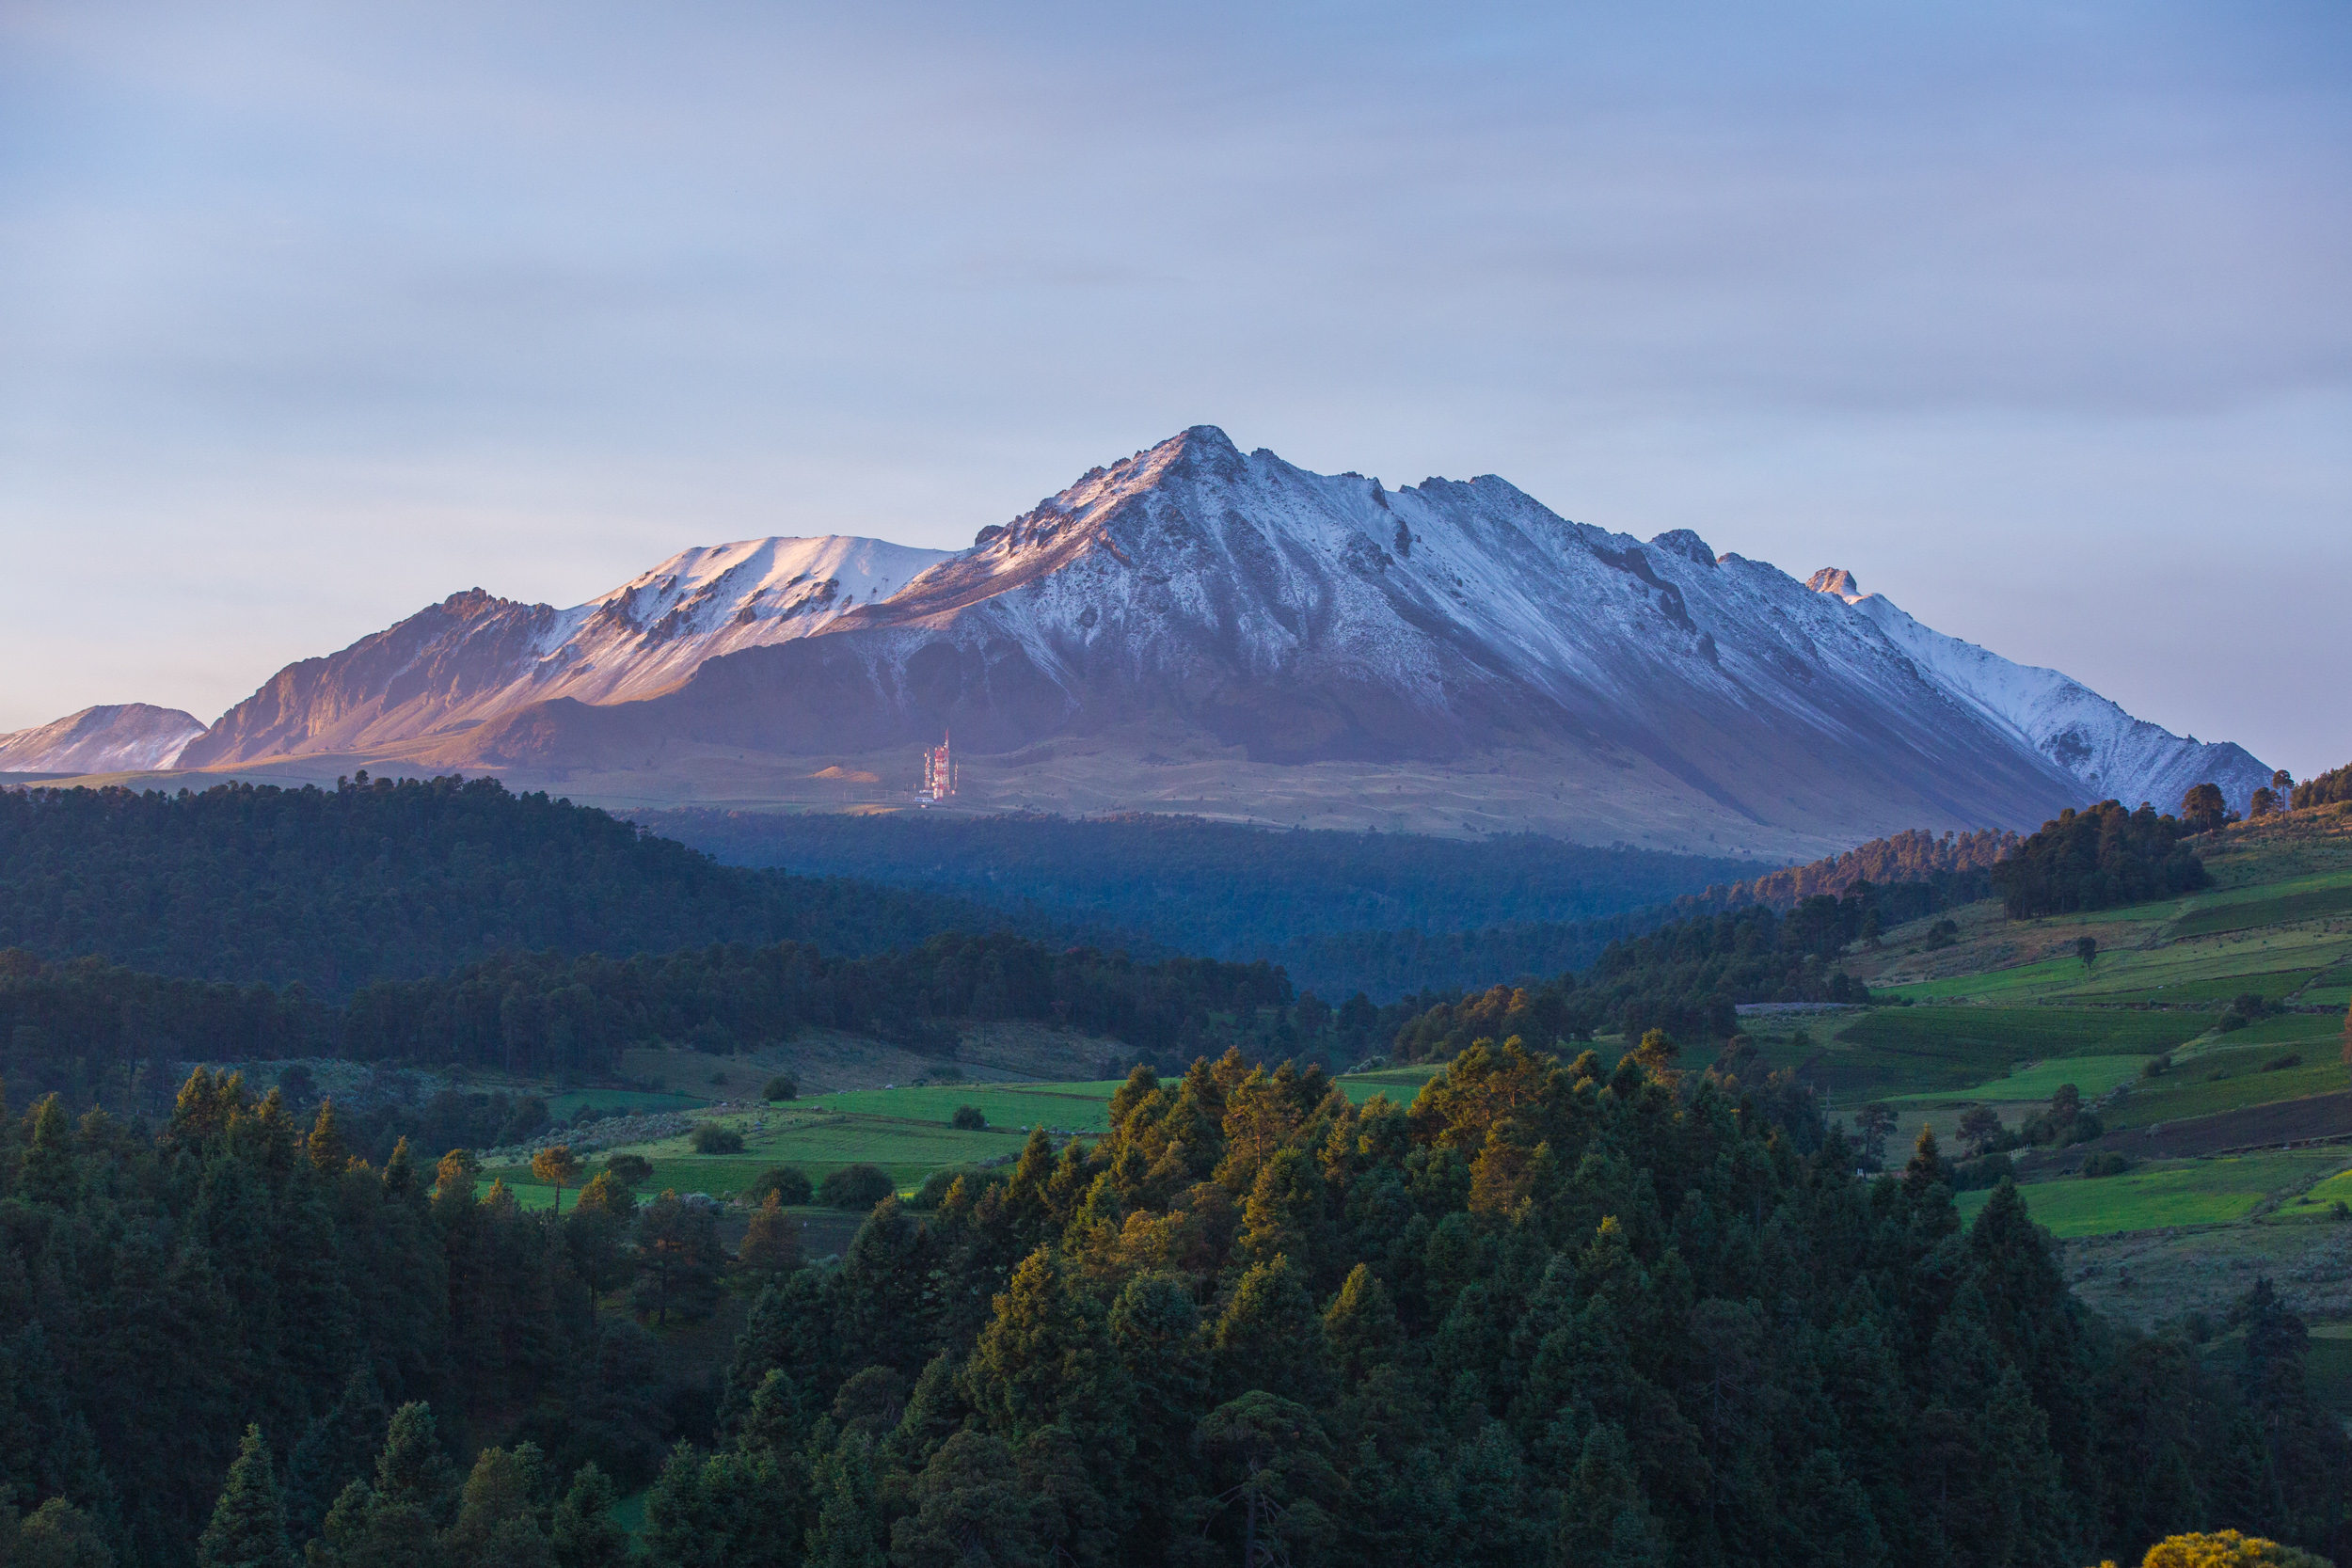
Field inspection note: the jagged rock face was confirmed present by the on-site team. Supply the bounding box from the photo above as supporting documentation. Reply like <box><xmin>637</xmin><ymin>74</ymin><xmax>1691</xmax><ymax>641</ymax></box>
<box><xmin>0</xmin><ymin>705</ymin><xmax>205</xmax><ymax>773</ymax></box>
<box><xmin>164</xmin><ymin>426</ymin><xmax>2266</xmax><ymax>846</ymax></box>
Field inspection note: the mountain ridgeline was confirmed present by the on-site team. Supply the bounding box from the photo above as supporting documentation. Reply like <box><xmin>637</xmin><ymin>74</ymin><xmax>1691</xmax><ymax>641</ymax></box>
<box><xmin>15</xmin><ymin>427</ymin><xmax>2269</xmax><ymax>856</ymax></box>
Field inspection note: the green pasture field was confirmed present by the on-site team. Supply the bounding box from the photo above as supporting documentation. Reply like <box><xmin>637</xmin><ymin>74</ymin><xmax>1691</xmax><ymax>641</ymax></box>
<box><xmin>2308</xmin><ymin>988</ymin><xmax>2352</xmax><ymax>1009</ymax></box>
<box><xmin>2275</xmin><ymin>1167</ymin><xmax>2352</xmax><ymax>1223</ymax></box>
<box><xmin>1814</xmin><ymin>1007</ymin><xmax>2209</xmax><ymax>1096</ymax></box>
<box><xmin>2111</xmin><ymin>1057</ymin><xmax>2349</xmax><ymax>1130</ymax></box>
<box><xmin>1880</xmin><ymin>923</ymin><xmax>2349</xmax><ymax>1006</ymax></box>
<box><xmin>1891</xmin><ymin>1053</ymin><xmax>2153</xmax><ymax>1105</ymax></box>
<box><xmin>2169</xmin><ymin>879</ymin><xmax>2352</xmax><ymax>939</ymax></box>
<box><xmin>809</xmin><ymin>1082</ymin><xmax>1122</xmax><ymax>1132</ymax></box>
<box><xmin>2063</xmin><ymin>970</ymin><xmax>2323</xmax><ymax>1006</ymax></box>
<box><xmin>1339</xmin><ymin>1067</ymin><xmax>1438</xmax><ymax>1104</ymax></box>
<box><xmin>1956</xmin><ymin>1151</ymin><xmax>2351</xmax><ymax>1238</ymax></box>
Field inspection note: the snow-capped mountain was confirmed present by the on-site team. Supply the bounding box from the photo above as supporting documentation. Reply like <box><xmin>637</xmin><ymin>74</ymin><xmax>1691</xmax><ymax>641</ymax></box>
<box><xmin>0</xmin><ymin>704</ymin><xmax>206</xmax><ymax>774</ymax></box>
<box><xmin>152</xmin><ymin>427</ymin><xmax>2264</xmax><ymax>853</ymax></box>
<box><xmin>180</xmin><ymin>535</ymin><xmax>950</xmax><ymax>767</ymax></box>
<box><xmin>1808</xmin><ymin>569</ymin><xmax>2267</xmax><ymax>816</ymax></box>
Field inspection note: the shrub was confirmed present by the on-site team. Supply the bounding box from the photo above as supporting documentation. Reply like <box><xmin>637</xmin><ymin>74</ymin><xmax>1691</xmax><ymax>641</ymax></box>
<box><xmin>762</xmin><ymin>1074</ymin><xmax>799</xmax><ymax>1102</ymax></box>
<box><xmin>2139</xmin><ymin>1528</ymin><xmax>2331</xmax><ymax>1566</ymax></box>
<box><xmin>690</xmin><ymin>1124</ymin><xmax>745</xmax><ymax>1155</ymax></box>
<box><xmin>2142</xmin><ymin>1055</ymin><xmax>2172</xmax><ymax>1078</ymax></box>
<box><xmin>1952</xmin><ymin>1152</ymin><xmax>2014</xmax><ymax>1191</ymax></box>
<box><xmin>746</xmin><ymin>1165</ymin><xmax>813</xmax><ymax>1206</ymax></box>
<box><xmin>909</xmin><ymin>1167</ymin><xmax>963</xmax><ymax>1209</ymax></box>
<box><xmin>819</xmin><ymin>1163</ymin><xmax>895</xmax><ymax>1210</ymax></box>
<box><xmin>2262</xmin><ymin>1053</ymin><xmax>2303</xmax><ymax>1073</ymax></box>
<box><xmin>605</xmin><ymin>1153</ymin><xmax>654</xmax><ymax>1189</ymax></box>
<box><xmin>950</xmin><ymin>1105</ymin><xmax>987</xmax><ymax>1131</ymax></box>
<box><xmin>2080</xmin><ymin>1151</ymin><xmax>2136</xmax><ymax>1178</ymax></box>
<box><xmin>1922</xmin><ymin>919</ymin><xmax>1960</xmax><ymax>951</ymax></box>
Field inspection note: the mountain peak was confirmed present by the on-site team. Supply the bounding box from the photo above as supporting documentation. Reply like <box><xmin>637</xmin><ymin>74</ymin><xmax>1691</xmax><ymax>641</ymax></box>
<box><xmin>1806</xmin><ymin>567</ymin><xmax>1862</xmax><ymax>599</ymax></box>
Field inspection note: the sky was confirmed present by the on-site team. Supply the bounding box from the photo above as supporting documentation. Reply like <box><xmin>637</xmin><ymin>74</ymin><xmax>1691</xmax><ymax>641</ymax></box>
<box><xmin>2</xmin><ymin>1</ymin><xmax>2347</xmax><ymax>773</ymax></box>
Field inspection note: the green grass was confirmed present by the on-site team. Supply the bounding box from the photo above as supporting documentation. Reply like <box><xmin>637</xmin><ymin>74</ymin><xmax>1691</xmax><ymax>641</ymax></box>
<box><xmin>2277</xmin><ymin>1166</ymin><xmax>2352</xmax><ymax>1223</ymax></box>
<box><xmin>1881</xmin><ymin>922</ymin><xmax>2349</xmax><ymax>1006</ymax></box>
<box><xmin>2306</xmin><ymin>988</ymin><xmax>2352</xmax><ymax>1009</ymax></box>
<box><xmin>1816</xmin><ymin>1007</ymin><xmax>2210</xmax><ymax>1096</ymax></box>
<box><xmin>2063</xmin><ymin>970</ymin><xmax>2321</xmax><ymax>1006</ymax></box>
<box><xmin>1955</xmin><ymin>1151</ymin><xmax>2350</xmax><ymax>1237</ymax></box>
<box><xmin>1338</xmin><ymin>1067</ymin><xmax>1439</xmax><ymax>1104</ymax></box>
<box><xmin>1893</xmin><ymin>1053</ymin><xmax>2153</xmax><ymax>1104</ymax></box>
<box><xmin>2171</xmin><ymin>882</ymin><xmax>2352</xmax><ymax>938</ymax></box>
<box><xmin>807</xmin><ymin>1082</ymin><xmax>1121</xmax><ymax>1132</ymax></box>
<box><xmin>2109</xmin><ymin>1053</ymin><xmax>2346</xmax><ymax>1130</ymax></box>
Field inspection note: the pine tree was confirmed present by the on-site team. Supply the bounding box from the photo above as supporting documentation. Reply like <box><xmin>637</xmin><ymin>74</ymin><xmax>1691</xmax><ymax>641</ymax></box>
<box><xmin>548</xmin><ymin>1464</ymin><xmax>629</xmax><ymax>1568</ymax></box>
<box><xmin>888</xmin><ymin>1431</ymin><xmax>1031</xmax><ymax>1568</ymax></box>
<box><xmin>1558</xmin><ymin>1422</ymin><xmax>1665</xmax><ymax>1567</ymax></box>
<box><xmin>198</xmin><ymin>1424</ymin><xmax>297</xmax><ymax>1568</ymax></box>
<box><xmin>305</xmin><ymin>1101</ymin><xmax>349</xmax><ymax>1177</ymax></box>
<box><xmin>1212</xmin><ymin>1255</ymin><xmax>1328</xmax><ymax>1404</ymax></box>
<box><xmin>1323</xmin><ymin>1263</ymin><xmax>1403</xmax><ymax>1382</ymax></box>
<box><xmin>805</xmin><ymin>1431</ymin><xmax>889</xmax><ymax>1568</ymax></box>
<box><xmin>735</xmin><ymin>1193</ymin><xmax>803</xmax><ymax>1281</ymax></box>
<box><xmin>447</xmin><ymin>1444</ymin><xmax>551</xmax><ymax>1568</ymax></box>
<box><xmin>371</xmin><ymin>1402</ymin><xmax>457</xmax><ymax>1523</ymax></box>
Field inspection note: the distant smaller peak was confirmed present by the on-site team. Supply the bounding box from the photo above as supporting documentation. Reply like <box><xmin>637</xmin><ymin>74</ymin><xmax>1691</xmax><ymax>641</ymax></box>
<box><xmin>1651</xmin><ymin>530</ymin><xmax>1716</xmax><ymax>566</ymax></box>
<box><xmin>1806</xmin><ymin>567</ymin><xmax>1862</xmax><ymax>597</ymax></box>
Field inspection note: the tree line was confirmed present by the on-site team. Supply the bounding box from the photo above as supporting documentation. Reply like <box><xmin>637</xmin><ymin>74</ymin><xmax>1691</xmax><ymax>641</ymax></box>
<box><xmin>1990</xmin><ymin>800</ymin><xmax>2210</xmax><ymax>919</ymax></box>
<box><xmin>0</xmin><ymin>935</ymin><xmax>1295</xmax><ymax>1105</ymax></box>
<box><xmin>0</xmin><ymin>777</ymin><xmax>1068</xmax><ymax>996</ymax></box>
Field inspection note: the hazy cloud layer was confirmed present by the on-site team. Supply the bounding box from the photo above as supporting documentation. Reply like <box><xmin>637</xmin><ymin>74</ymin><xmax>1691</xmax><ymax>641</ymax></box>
<box><xmin>3</xmin><ymin>1</ymin><xmax>2345</xmax><ymax>775</ymax></box>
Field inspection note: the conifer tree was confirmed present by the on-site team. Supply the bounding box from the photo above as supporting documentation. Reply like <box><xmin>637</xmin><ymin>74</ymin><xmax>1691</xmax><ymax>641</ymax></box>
<box><xmin>804</xmin><ymin>1430</ymin><xmax>888</xmax><ymax>1568</ymax></box>
<box><xmin>548</xmin><ymin>1464</ymin><xmax>629</xmax><ymax>1568</ymax></box>
<box><xmin>735</xmin><ymin>1193</ymin><xmax>802</xmax><ymax>1281</ymax></box>
<box><xmin>198</xmin><ymin>1425</ymin><xmax>296</xmax><ymax>1568</ymax></box>
<box><xmin>305</xmin><ymin>1101</ymin><xmax>349</xmax><ymax>1177</ymax></box>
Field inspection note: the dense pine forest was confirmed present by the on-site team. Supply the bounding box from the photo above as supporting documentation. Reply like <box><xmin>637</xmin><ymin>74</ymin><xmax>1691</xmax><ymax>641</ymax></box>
<box><xmin>1989</xmin><ymin>801</ymin><xmax>2210</xmax><ymax>918</ymax></box>
<box><xmin>8</xmin><ymin>1043</ymin><xmax>2344</xmax><ymax>1565</ymax></box>
<box><xmin>0</xmin><ymin>936</ymin><xmax>1293</xmax><ymax>1109</ymax></box>
<box><xmin>630</xmin><ymin>809</ymin><xmax>1758</xmax><ymax>954</ymax></box>
<box><xmin>0</xmin><ymin>779</ymin><xmax>1065</xmax><ymax>994</ymax></box>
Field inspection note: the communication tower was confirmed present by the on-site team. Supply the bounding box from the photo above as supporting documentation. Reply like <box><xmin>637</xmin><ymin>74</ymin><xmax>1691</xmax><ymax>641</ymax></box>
<box><xmin>921</xmin><ymin>730</ymin><xmax>956</xmax><ymax>800</ymax></box>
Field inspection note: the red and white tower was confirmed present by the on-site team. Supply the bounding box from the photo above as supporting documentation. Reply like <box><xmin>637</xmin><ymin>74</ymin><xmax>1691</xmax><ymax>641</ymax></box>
<box><xmin>921</xmin><ymin>730</ymin><xmax>956</xmax><ymax>800</ymax></box>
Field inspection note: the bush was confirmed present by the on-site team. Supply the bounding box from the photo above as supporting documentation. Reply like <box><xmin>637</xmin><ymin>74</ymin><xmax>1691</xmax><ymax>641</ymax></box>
<box><xmin>746</xmin><ymin>1165</ymin><xmax>813</xmax><ymax>1206</ymax></box>
<box><xmin>819</xmin><ymin>1163</ymin><xmax>895</xmax><ymax>1210</ymax></box>
<box><xmin>2142</xmin><ymin>1054</ymin><xmax>2172</xmax><ymax>1078</ymax></box>
<box><xmin>605</xmin><ymin>1153</ymin><xmax>653</xmax><ymax>1189</ymax></box>
<box><xmin>1952</xmin><ymin>1152</ymin><xmax>2014</xmax><ymax>1191</ymax></box>
<box><xmin>762</xmin><ymin>1074</ymin><xmax>798</xmax><ymax>1101</ymax></box>
<box><xmin>908</xmin><ymin>1167</ymin><xmax>963</xmax><ymax>1209</ymax></box>
<box><xmin>950</xmin><ymin>1105</ymin><xmax>987</xmax><ymax>1131</ymax></box>
<box><xmin>1922</xmin><ymin>919</ymin><xmax>1960</xmax><ymax>951</ymax></box>
<box><xmin>690</xmin><ymin>1124</ymin><xmax>745</xmax><ymax>1155</ymax></box>
<box><xmin>2262</xmin><ymin>1053</ymin><xmax>2303</xmax><ymax>1073</ymax></box>
<box><xmin>2080</xmin><ymin>1151</ymin><xmax>2136</xmax><ymax>1178</ymax></box>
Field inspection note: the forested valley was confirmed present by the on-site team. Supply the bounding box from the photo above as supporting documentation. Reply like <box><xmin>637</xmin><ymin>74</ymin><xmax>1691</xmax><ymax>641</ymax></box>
<box><xmin>2</xmin><ymin>777</ymin><xmax>2342</xmax><ymax>1565</ymax></box>
<box><xmin>6</xmin><ymin>1040</ymin><xmax>2344</xmax><ymax>1566</ymax></box>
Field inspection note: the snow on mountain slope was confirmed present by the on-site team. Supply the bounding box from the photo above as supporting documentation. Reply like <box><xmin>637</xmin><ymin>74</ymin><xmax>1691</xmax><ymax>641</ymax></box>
<box><xmin>438</xmin><ymin>426</ymin><xmax>2243</xmax><ymax>842</ymax></box>
<box><xmin>0</xmin><ymin>705</ymin><xmax>205</xmax><ymax>773</ymax></box>
<box><xmin>1808</xmin><ymin>570</ymin><xmax>2272</xmax><ymax>814</ymax></box>
<box><xmin>166</xmin><ymin>425</ymin><xmax>2267</xmax><ymax>851</ymax></box>
<box><xmin>181</xmin><ymin>535</ymin><xmax>952</xmax><ymax>767</ymax></box>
